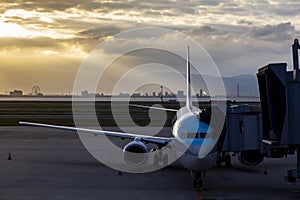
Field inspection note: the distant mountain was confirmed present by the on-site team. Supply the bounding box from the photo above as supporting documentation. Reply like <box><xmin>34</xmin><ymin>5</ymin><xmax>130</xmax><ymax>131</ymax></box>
<box><xmin>191</xmin><ymin>74</ymin><xmax>259</xmax><ymax>97</ymax></box>
<box><xmin>223</xmin><ymin>74</ymin><xmax>259</xmax><ymax>96</ymax></box>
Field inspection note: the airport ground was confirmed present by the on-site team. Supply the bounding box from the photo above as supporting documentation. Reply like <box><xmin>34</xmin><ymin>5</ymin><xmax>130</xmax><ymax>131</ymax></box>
<box><xmin>0</xmin><ymin>126</ymin><xmax>300</xmax><ymax>200</ymax></box>
<box><xmin>0</xmin><ymin>100</ymin><xmax>180</xmax><ymax>126</ymax></box>
<box><xmin>0</xmin><ymin>101</ymin><xmax>298</xmax><ymax>199</ymax></box>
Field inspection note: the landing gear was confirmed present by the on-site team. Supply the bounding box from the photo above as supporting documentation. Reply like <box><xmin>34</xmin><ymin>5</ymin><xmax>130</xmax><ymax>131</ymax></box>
<box><xmin>216</xmin><ymin>155</ymin><xmax>222</xmax><ymax>167</ymax></box>
<box><xmin>191</xmin><ymin>171</ymin><xmax>205</xmax><ymax>190</ymax></box>
<box><xmin>153</xmin><ymin>149</ymin><xmax>168</xmax><ymax>167</ymax></box>
<box><xmin>217</xmin><ymin>152</ymin><xmax>232</xmax><ymax>167</ymax></box>
<box><xmin>162</xmin><ymin>154</ymin><xmax>168</xmax><ymax>166</ymax></box>
<box><xmin>225</xmin><ymin>153</ymin><xmax>232</xmax><ymax>167</ymax></box>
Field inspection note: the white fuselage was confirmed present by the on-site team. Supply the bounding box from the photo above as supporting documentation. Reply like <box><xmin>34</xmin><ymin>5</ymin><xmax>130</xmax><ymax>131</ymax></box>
<box><xmin>171</xmin><ymin>107</ymin><xmax>217</xmax><ymax>171</ymax></box>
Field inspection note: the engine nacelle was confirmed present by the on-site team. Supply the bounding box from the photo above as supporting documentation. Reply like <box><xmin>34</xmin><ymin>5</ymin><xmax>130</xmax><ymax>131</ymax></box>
<box><xmin>123</xmin><ymin>141</ymin><xmax>148</xmax><ymax>166</ymax></box>
<box><xmin>238</xmin><ymin>150</ymin><xmax>264</xmax><ymax>166</ymax></box>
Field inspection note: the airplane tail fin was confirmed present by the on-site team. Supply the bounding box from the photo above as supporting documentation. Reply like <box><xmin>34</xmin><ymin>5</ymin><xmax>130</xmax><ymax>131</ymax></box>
<box><xmin>186</xmin><ymin>46</ymin><xmax>192</xmax><ymax>111</ymax></box>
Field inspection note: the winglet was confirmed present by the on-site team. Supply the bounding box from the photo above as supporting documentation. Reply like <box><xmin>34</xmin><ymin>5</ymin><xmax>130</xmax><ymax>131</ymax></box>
<box><xmin>186</xmin><ymin>46</ymin><xmax>192</xmax><ymax>111</ymax></box>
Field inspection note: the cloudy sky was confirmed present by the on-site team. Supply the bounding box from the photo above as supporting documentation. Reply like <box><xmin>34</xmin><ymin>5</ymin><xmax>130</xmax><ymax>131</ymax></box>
<box><xmin>0</xmin><ymin>0</ymin><xmax>299</xmax><ymax>94</ymax></box>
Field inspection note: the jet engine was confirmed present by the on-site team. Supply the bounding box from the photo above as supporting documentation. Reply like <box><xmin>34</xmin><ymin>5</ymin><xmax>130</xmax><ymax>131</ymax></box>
<box><xmin>123</xmin><ymin>141</ymin><xmax>148</xmax><ymax>166</ymax></box>
<box><xmin>238</xmin><ymin>150</ymin><xmax>264</xmax><ymax>166</ymax></box>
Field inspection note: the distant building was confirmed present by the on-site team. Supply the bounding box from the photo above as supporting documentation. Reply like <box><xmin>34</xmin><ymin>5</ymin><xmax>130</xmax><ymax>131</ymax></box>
<box><xmin>132</xmin><ymin>93</ymin><xmax>141</xmax><ymax>97</ymax></box>
<box><xmin>81</xmin><ymin>90</ymin><xmax>89</xmax><ymax>97</ymax></box>
<box><xmin>118</xmin><ymin>93</ymin><xmax>130</xmax><ymax>97</ymax></box>
<box><xmin>177</xmin><ymin>90</ymin><xmax>184</xmax><ymax>97</ymax></box>
<box><xmin>237</xmin><ymin>84</ymin><xmax>240</xmax><ymax>98</ymax></box>
<box><xmin>10</xmin><ymin>90</ymin><xmax>23</xmax><ymax>97</ymax></box>
<box><xmin>81</xmin><ymin>90</ymin><xmax>99</xmax><ymax>97</ymax></box>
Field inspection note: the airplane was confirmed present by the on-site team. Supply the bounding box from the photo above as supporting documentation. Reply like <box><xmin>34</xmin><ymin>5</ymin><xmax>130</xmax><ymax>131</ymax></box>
<box><xmin>19</xmin><ymin>47</ymin><xmax>226</xmax><ymax>189</ymax></box>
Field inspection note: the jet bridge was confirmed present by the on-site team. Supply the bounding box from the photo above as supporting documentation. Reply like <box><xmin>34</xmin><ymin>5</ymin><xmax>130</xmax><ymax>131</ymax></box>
<box><xmin>217</xmin><ymin>102</ymin><xmax>265</xmax><ymax>166</ymax></box>
<box><xmin>216</xmin><ymin>39</ymin><xmax>300</xmax><ymax>182</ymax></box>
<box><xmin>256</xmin><ymin>39</ymin><xmax>300</xmax><ymax>183</ymax></box>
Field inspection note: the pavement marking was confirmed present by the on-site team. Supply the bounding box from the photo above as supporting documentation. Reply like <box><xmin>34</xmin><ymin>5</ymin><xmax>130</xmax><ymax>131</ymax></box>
<box><xmin>197</xmin><ymin>190</ymin><xmax>202</xmax><ymax>200</ymax></box>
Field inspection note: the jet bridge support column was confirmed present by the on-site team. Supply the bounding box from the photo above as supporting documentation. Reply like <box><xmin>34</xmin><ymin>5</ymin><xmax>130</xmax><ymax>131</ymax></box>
<box><xmin>286</xmin><ymin>147</ymin><xmax>300</xmax><ymax>183</ymax></box>
<box><xmin>292</xmin><ymin>39</ymin><xmax>300</xmax><ymax>181</ymax></box>
<box><xmin>297</xmin><ymin>147</ymin><xmax>300</xmax><ymax>178</ymax></box>
<box><xmin>292</xmin><ymin>39</ymin><xmax>299</xmax><ymax>72</ymax></box>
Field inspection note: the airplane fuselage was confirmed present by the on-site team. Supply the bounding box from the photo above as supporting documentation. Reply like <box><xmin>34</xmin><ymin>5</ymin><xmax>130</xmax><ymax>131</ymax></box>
<box><xmin>171</xmin><ymin>107</ymin><xmax>217</xmax><ymax>171</ymax></box>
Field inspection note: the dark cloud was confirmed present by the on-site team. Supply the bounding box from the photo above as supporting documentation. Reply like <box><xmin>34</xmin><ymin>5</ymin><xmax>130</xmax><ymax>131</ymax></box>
<box><xmin>78</xmin><ymin>25</ymin><xmax>124</xmax><ymax>41</ymax></box>
<box><xmin>219</xmin><ymin>6</ymin><xmax>245</xmax><ymax>13</ymax></box>
<box><xmin>0</xmin><ymin>0</ymin><xmax>219</xmax><ymax>17</ymax></box>
<box><xmin>2</xmin><ymin>0</ymin><xmax>84</xmax><ymax>12</ymax></box>
<box><xmin>237</xmin><ymin>19</ymin><xmax>253</xmax><ymax>25</ymax></box>
<box><xmin>76</xmin><ymin>1</ymin><xmax>102</xmax><ymax>10</ymax></box>
<box><xmin>144</xmin><ymin>10</ymin><xmax>162</xmax><ymax>16</ymax></box>
<box><xmin>99</xmin><ymin>2</ymin><xmax>145</xmax><ymax>10</ymax></box>
<box><xmin>3</xmin><ymin>16</ymin><xmax>58</xmax><ymax>30</ymax></box>
<box><xmin>187</xmin><ymin>26</ymin><xmax>227</xmax><ymax>36</ymax></box>
<box><xmin>179</xmin><ymin>22</ymin><xmax>297</xmax><ymax>76</ymax></box>
<box><xmin>261</xmin><ymin>1</ymin><xmax>300</xmax><ymax>17</ymax></box>
<box><xmin>249</xmin><ymin>22</ymin><xmax>295</xmax><ymax>41</ymax></box>
<box><xmin>178</xmin><ymin>7</ymin><xmax>195</xmax><ymax>14</ymax></box>
<box><xmin>186</xmin><ymin>22</ymin><xmax>296</xmax><ymax>50</ymax></box>
<box><xmin>198</xmin><ymin>0</ymin><xmax>222</xmax><ymax>6</ymax></box>
<box><xmin>272</xmin><ymin>6</ymin><xmax>300</xmax><ymax>16</ymax></box>
<box><xmin>1</xmin><ymin>0</ymin><xmax>299</xmax><ymax>21</ymax></box>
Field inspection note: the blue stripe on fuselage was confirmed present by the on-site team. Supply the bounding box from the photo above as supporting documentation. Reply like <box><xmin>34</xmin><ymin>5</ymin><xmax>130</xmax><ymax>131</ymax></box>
<box><xmin>185</xmin><ymin>138</ymin><xmax>216</xmax><ymax>146</ymax></box>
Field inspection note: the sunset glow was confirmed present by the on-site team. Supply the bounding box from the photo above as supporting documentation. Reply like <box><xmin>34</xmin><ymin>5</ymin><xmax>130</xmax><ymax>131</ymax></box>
<box><xmin>0</xmin><ymin>0</ymin><xmax>299</xmax><ymax>94</ymax></box>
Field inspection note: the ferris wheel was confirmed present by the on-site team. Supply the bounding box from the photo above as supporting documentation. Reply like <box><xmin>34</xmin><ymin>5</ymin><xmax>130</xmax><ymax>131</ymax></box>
<box><xmin>31</xmin><ymin>86</ymin><xmax>41</xmax><ymax>95</ymax></box>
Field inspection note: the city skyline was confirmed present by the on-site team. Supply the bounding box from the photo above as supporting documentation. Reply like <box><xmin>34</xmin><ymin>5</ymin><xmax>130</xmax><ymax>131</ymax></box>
<box><xmin>2</xmin><ymin>72</ymin><xmax>259</xmax><ymax>97</ymax></box>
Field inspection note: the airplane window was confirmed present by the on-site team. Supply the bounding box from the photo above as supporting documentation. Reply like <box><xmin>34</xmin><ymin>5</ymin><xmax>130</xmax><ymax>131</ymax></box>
<box><xmin>186</xmin><ymin>132</ymin><xmax>197</xmax><ymax>139</ymax></box>
<box><xmin>181</xmin><ymin>131</ymin><xmax>187</xmax><ymax>139</ymax></box>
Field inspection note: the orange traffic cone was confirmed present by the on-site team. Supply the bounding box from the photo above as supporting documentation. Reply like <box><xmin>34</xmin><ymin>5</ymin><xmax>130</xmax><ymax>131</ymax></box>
<box><xmin>264</xmin><ymin>166</ymin><xmax>268</xmax><ymax>175</ymax></box>
<box><xmin>7</xmin><ymin>152</ymin><xmax>12</xmax><ymax>160</ymax></box>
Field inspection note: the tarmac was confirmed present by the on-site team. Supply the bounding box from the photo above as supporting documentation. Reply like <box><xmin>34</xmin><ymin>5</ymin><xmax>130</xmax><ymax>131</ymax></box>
<box><xmin>0</xmin><ymin>126</ymin><xmax>300</xmax><ymax>200</ymax></box>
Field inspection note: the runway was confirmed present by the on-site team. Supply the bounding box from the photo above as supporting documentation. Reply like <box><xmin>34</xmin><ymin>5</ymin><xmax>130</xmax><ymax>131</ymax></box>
<box><xmin>0</xmin><ymin>126</ymin><xmax>299</xmax><ymax>200</ymax></box>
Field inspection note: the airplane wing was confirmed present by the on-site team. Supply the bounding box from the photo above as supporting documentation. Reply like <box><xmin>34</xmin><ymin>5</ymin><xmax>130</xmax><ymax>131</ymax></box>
<box><xmin>130</xmin><ymin>104</ymin><xmax>178</xmax><ymax>112</ymax></box>
<box><xmin>19</xmin><ymin>121</ymin><xmax>172</xmax><ymax>146</ymax></box>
